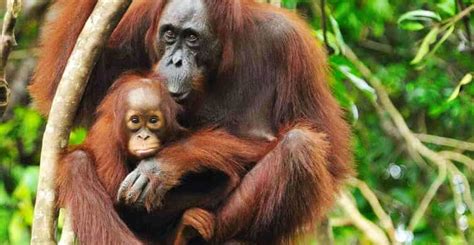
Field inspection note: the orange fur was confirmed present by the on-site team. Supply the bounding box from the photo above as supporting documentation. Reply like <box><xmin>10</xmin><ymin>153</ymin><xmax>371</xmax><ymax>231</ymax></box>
<box><xmin>32</xmin><ymin>0</ymin><xmax>353</xmax><ymax>243</ymax></box>
<box><xmin>56</xmin><ymin>72</ymin><xmax>269</xmax><ymax>244</ymax></box>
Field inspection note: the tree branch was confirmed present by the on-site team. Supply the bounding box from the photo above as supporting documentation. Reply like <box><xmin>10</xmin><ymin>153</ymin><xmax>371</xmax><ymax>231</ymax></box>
<box><xmin>440</xmin><ymin>151</ymin><xmax>474</xmax><ymax>170</ymax></box>
<box><xmin>448</xmin><ymin>164</ymin><xmax>474</xmax><ymax>213</ymax></box>
<box><xmin>408</xmin><ymin>164</ymin><xmax>447</xmax><ymax>231</ymax></box>
<box><xmin>31</xmin><ymin>0</ymin><xmax>132</xmax><ymax>244</ymax></box>
<box><xmin>337</xmin><ymin>192</ymin><xmax>391</xmax><ymax>245</ymax></box>
<box><xmin>350</xmin><ymin>178</ymin><xmax>397</xmax><ymax>243</ymax></box>
<box><xmin>415</xmin><ymin>133</ymin><xmax>474</xmax><ymax>152</ymax></box>
<box><xmin>0</xmin><ymin>0</ymin><xmax>22</xmax><ymax>118</ymax></box>
<box><xmin>58</xmin><ymin>209</ymin><xmax>75</xmax><ymax>245</ymax></box>
<box><xmin>342</xmin><ymin>44</ymin><xmax>457</xmax><ymax>233</ymax></box>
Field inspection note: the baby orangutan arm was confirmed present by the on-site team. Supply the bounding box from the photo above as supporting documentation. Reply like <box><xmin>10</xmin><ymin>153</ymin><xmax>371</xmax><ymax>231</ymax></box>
<box><xmin>169</xmin><ymin>208</ymin><xmax>215</xmax><ymax>245</ymax></box>
<box><xmin>117</xmin><ymin>128</ymin><xmax>270</xmax><ymax>211</ymax></box>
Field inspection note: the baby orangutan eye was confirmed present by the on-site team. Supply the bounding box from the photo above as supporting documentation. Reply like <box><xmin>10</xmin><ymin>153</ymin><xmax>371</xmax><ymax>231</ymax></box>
<box><xmin>130</xmin><ymin>116</ymin><xmax>140</xmax><ymax>124</ymax></box>
<box><xmin>149</xmin><ymin>116</ymin><xmax>159</xmax><ymax>124</ymax></box>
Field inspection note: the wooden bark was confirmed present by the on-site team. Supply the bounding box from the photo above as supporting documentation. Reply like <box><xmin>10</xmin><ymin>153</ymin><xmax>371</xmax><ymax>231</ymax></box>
<box><xmin>31</xmin><ymin>0</ymin><xmax>132</xmax><ymax>244</ymax></box>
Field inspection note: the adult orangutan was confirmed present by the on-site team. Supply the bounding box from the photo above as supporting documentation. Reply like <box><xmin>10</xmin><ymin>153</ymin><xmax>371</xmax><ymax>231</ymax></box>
<box><xmin>30</xmin><ymin>0</ymin><xmax>353</xmax><ymax>243</ymax></box>
<box><xmin>57</xmin><ymin>72</ymin><xmax>268</xmax><ymax>244</ymax></box>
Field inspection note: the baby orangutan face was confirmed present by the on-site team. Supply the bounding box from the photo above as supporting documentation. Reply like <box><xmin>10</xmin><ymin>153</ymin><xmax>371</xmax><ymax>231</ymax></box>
<box><xmin>125</xmin><ymin>86</ymin><xmax>166</xmax><ymax>159</ymax></box>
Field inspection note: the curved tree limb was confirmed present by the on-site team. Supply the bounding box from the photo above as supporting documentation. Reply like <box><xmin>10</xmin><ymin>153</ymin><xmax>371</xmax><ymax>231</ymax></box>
<box><xmin>416</xmin><ymin>133</ymin><xmax>474</xmax><ymax>152</ymax></box>
<box><xmin>440</xmin><ymin>151</ymin><xmax>474</xmax><ymax>170</ymax></box>
<box><xmin>58</xmin><ymin>209</ymin><xmax>75</xmax><ymax>245</ymax></box>
<box><xmin>31</xmin><ymin>0</ymin><xmax>132</xmax><ymax>244</ymax></box>
<box><xmin>337</xmin><ymin>192</ymin><xmax>390</xmax><ymax>245</ymax></box>
<box><xmin>350</xmin><ymin>178</ymin><xmax>398</xmax><ymax>243</ymax></box>
<box><xmin>448</xmin><ymin>164</ymin><xmax>474</xmax><ymax>213</ymax></box>
<box><xmin>408</xmin><ymin>164</ymin><xmax>447</xmax><ymax>231</ymax></box>
<box><xmin>447</xmin><ymin>164</ymin><xmax>469</xmax><ymax>242</ymax></box>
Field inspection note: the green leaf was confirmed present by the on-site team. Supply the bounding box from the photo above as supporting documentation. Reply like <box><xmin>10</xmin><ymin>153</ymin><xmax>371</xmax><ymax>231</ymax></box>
<box><xmin>437</xmin><ymin>0</ymin><xmax>456</xmax><ymax>16</ymax></box>
<box><xmin>329</xmin><ymin>15</ymin><xmax>346</xmax><ymax>53</ymax></box>
<box><xmin>350</xmin><ymin>102</ymin><xmax>359</xmax><ymax>124</ymax></box>
<box><xmin>338</xmin><ymin>65</ymin><xmax>377</xmax><ymax>101</ymax></box>
<box><xmin>448</xmin><ymin>73</ymin><xmax>473</xmax><ymax>102</ymax></box>
<box><xmin>314</xmin><ymin>30</ymin><xmax>340</xmax><ymax>55</ymax></box>
<box><xmin>411</xmin><ymin>26</ymin><xmax>439</xmax><ymax>64</ymax></box>
<box><xmin>398</xmin><ymin>10</ymin><xmax>442</xmax><ymax>24</ymax></box>
<box><xmin>427</xmin><ymin>24</ymin><xmax>455</xmax><ymax>58</ymax></box>
<box><xmin>400</xmin><ymin>21</ymin><xmax>425</xmax><ymax>31</ymax></box>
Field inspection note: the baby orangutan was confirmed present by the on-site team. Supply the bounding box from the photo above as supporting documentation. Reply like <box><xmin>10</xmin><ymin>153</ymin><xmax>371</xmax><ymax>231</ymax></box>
<box><xmin>56</xmin><ymin>72</ymin><xmax>269</xmax><ymax>244</ymax></box>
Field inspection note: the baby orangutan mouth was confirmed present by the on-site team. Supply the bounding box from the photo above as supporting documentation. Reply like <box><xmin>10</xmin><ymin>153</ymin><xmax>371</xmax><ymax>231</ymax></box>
<box><xmin>131</xmin><ymin>145</ymin><xmax>161</xmax><ymax>158</ymax></box>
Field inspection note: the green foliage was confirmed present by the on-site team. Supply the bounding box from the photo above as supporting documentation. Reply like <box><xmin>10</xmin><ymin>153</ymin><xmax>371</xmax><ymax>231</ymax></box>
<box><xmin>0</xmin><ymin>108</ymin><xmax>43</xmax><ymax>244</ymax></box>
<box><xmin>286</xmin><ymin>0</ymin><xmax>474</xmax><ymax>243</ymax></box>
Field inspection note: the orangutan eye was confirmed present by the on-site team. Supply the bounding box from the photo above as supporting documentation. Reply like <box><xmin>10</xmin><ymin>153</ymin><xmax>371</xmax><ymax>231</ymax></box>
<box><xmin>130</xmin><ymin>116</ymin><xmax>140</xmax><ymax>124</ymax></box>
<box><xmin>164</xmin><ymin>30</ymin><xmax>176</xmax><ymax>43</ymax></box>
<box><xmin>187</xmin><ymin>34</ymin><xmax>198</xmax><ymax>42</ymax></box>
<box><xmin>186</xmin><ymin>33</ymin><xmax>199</xmax><ymax>47</ymax></box>
<box><xmin>149</xmin><ymin>116</ymin><xmax>159</xmax><ymax>124</ymax></box>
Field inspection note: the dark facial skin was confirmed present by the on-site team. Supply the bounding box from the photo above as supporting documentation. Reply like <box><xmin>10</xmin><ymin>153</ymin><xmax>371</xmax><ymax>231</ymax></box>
<box><xmin>118</xmin><ymin>0</ymin><xmax>224</xmax><ymax>211</ymax></box>
<box><xmin>155</xmin><ymin>0</ymin><xmax>220</xmax><ymax>102</ymax></box>
<box><xmin>125</xmin><ymin>87</ymin><xmax>166</xmax><ymax>159</ymax></box>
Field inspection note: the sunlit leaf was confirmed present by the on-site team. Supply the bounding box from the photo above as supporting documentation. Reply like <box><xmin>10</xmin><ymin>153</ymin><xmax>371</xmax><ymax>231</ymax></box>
<box><xmin>350</xmin><ymin>102</ymin><xmax>360</xmax><ymax>124</ymax></box>
<box><xmin>314</xmin><ymin>30</ymin><xmax>340</xmax><ymax>55</ymax></box>
<box><xmin>338</xmin><ymin>65</ymin><xmax>377</xmax><ymax>101</ymax></box>
<box><xmin>398</xmin><ymin>10</ymin><xmax>442</xmax><ymax>24</ymax></box>
<box><xmin>427</xmin><ymin>24</ymin><xmax>455</xmax><ymax>58</ymax></box>
<box><xmin>329</xmin><ymin>15</ymin><xmax>346</xmax><ymax>54</ymax></box>
<box><xmin>411</xmin><ymin>26</ymin><xmax>439</xmax><ymax>64</ymax></box>
<box><xmin>448</xmin><ymin>73</ymin><xmax>473</xmax><ymax>102</ymax></box>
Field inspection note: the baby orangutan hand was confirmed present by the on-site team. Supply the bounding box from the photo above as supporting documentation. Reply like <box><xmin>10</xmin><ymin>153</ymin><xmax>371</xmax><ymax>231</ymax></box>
<box><xmin>117</xmin><ymin>158</ymin><xmax>184</xmax><ymax>211</ymax></box>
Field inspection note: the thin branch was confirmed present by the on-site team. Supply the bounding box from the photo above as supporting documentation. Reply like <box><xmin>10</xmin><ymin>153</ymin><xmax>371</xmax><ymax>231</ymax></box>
<box><xmin>440</xmin><ymin>151</ymin><xmax>474</xmax><ymax>170</ymax></box>
<box><xmin>415</xmin><ymin>133</ymin><xmax>474</xmax><ymax>152</ymax></box>
<box><xmin>447</xmin><ymin>164</ymin><xmax>469</xmax><ymax>242</ymax></box>
<box><xmin>408</xmin><ymin>164</ymin><xmax>447</xmax><ymax>231</ymax></box>
<box><xmin>321</xmin><ymin>0</ymin><xmax>330</xmax><ymax>52</ymax></box>
<box><xmin>448</xmin><ymin>164</ymin><xmax>474</xmax><ymax>213</ymax></box>
<box><xmin>330</xmin><ymin>217</ymin><xmax>352</xmax><ymax>227</ymax></box>
<box><xmin>31</xmin><ymin>0</ymin><xmax>132</xmax><ymax>244</ymax></box>
<box><xmin>446</xmin><ymin>4</ymin><xmax>474</xmax><ymax>27</ymax></box>
<box><xmin>58</xmin><ymin>209</ymin><xmax>75</xmax><ymax>245</ymax></box>
<box><xmin>337</xmin><ymin>192</ymin><xmax>390</xmax><ymax>245</ymax></box>
<box><xmin>0</xmin><ymin>0</ymin><xmax>22</xmax><ymax>117</ymax></box>
<box><xmin>350</xmin><ymin>179</ymin><xmax>398</xmax><ymax>243</ymax></box>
